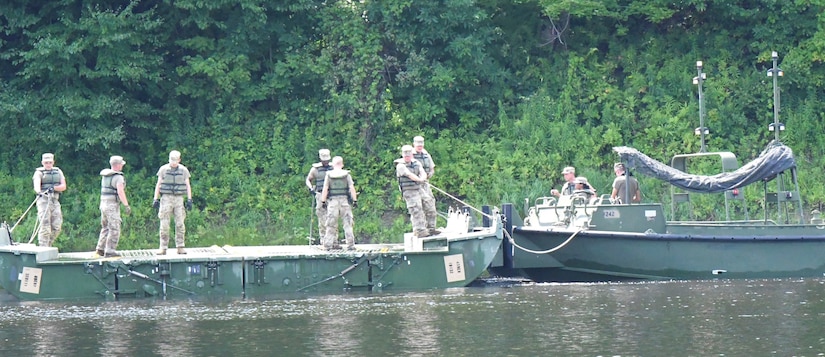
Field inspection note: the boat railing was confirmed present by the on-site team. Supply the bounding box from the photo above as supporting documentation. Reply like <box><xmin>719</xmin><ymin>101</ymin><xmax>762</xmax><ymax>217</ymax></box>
<box><xmin>594</xmin><ymin>194</ymin><xmax>613</xmax><ymax>206</ymax></box>
<box><xmin>669</xmin><ymin>219</ymin><xmax>780</xmax><ymax>226</ymax></box>
<box><xmin>526</xmin><ymin>194</ymin><xmax>607</xmax><ymax>227</ymax></box>
<box><xmin>0</xmin><ymin>222</ymin><xmax>11</xmax><ymax>246</ymax></box>
<box><xmin>534</xmin><ymin>196</ymin><xmax>557</xmax><ymax>207</ymax></box>
<box><xmin>529</xmin><ymin>205</ymin><xmax>562</xmax><ymax>225</ymax></box>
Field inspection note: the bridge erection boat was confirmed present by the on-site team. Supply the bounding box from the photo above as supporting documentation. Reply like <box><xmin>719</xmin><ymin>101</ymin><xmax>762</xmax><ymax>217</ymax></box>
<box><xmin>489</xmin><ymin>53</ymin><xmax>825</xmax><ymax>282</ymax></box>
<box><xmin>492</xmin><ymin>142</ymin><xmax>825</xmax><ymax>282</ymax></box>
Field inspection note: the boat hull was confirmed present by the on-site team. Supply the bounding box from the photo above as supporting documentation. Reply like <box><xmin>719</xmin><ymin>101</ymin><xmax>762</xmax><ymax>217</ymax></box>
<box><xmin>0</xmin><ymin>225</ymin><xmax>502</xmax><ymax>300</ymax></box>
<box><xmin>508</xmin><ymin>225</ymin><xmax>825</xmax><ymax>282</ymax></box>
<box><xmin>490</xmin><ymin>202</ymin><xmax>825</xmax><ymax>282</ymax></box>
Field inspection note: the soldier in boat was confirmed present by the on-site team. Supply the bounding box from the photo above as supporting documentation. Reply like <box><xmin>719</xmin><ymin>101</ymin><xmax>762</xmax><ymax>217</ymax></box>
<box><xmin>32</xmin><ymin>153</ymin><xmax>67</xmax><ymax>247</ymax></box>
<box><xmin>551</xmin><ymin>166</ymin><xmax>576</xmax><ymax>197</ymax></box>
<box><xmin>395</xmin><ymin>145</ymin><xmax>430</xmax><ymax>237</ymax></box>
<box><xmin>572</xmin><ymin>176</ymin><xmax>596</xmax><ymax>201</ymax></box>
<box><xmin>610</xmin><ymin>163</ymin><xmax>641</xmax><ymax>204</ymax></box>
<box><xmin>412</xmin><ymin>135</ymin><xmax>440</xmax><ymax>236</ymax></box>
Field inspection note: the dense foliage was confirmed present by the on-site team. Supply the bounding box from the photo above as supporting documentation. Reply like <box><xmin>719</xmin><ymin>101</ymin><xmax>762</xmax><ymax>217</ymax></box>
<box><xmin>2</xmin><ymin>0</ymin><xmax>825</xmax><ymax>251</ymax></box>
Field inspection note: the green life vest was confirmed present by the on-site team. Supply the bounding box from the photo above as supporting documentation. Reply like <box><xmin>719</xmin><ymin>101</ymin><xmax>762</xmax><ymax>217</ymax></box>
<box><xmin>37</xmin><ymin>168</ymin><xmax>61</xmax><ymax>191</ymax></box>
<box><xmin>101</xmin><ymin>171</ymin><xmax>123</xmax><ymax>196</ymax></box>
<box><xmin>327</xmin><ymin>169</ymin><xmax>350</xmax><ymax>197</ymax></box>
<box><xmin>413</xmin><ymin>151</ymin><xmax>431</xmax><ymax>173</ymax></box>
<box><xmin>159</xmin><ymin>166</ymin><xmax>187</xmax><ymax>195</ymax></box>
<box><xmin>397</xmin><ymin>160</ymin><xmax>421</xmax><ymax>192</ymax></box>
<box><xmin>313</xmin><ymin>163</ymin><xmax>333</xmax><ymax>192</ymax></box>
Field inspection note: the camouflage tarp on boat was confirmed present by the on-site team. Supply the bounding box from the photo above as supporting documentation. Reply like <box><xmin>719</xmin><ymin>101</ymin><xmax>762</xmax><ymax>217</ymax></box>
<box><xmin>613</xmin><ymin>141</ymin><xmax>796</xmax><ymax>193</ymax></box>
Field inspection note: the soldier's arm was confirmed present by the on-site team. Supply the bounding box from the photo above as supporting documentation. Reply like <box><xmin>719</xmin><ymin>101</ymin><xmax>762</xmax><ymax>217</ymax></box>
<box><xmin>406</xmin><ymin>169</ymin><xmax>425</xmax><ymax>182</ymax></box>
<box><xmin>348</xmin><ymin>175</ymin><xmax>357</xmax><ymax>201</ymax></box>
<box><xmin>117</xmin><ymin>181</ymin><xmax>129</xmax><ymax>207</ymax></box>
<box><xmin>55</xmin><ymin>171</ymin><xmax>67</xmax><ymax>192</ymax></box>
<box><xmin>305</xmin><ymin>168</ymin><xmax>316</xmax><ymax>191</ymax></box>
<box><xmin>417</xmin><ymin>165</ymin><xmax>428</xmax><ymax>181</ymax></box>
<box><xmin>425</xmin><ymin>149</ymin><xmax>435</xmax><ymax>177</ymax></box>
<box><xmin>153</xmin><ymin>175</ymin><xmax>162</xmax><ymax>200</ymax></box>
<box><xmin>32</xmin><ymin>171</ymin><xmax>42</xmax><ymax>193</ymax></box>
<box><xmin>396</xmin><ymin>164</ymin><xmax>411</xmax><ymax>181</ymax></box>
<box><xmin>320</xmin><ymin>176</ymin><xmax>331</xmax><ymax>202</ymax></box>
<box><xmin>186</xmin><ymin>177</ymin><xmax>192</xmax><ymax>200</ymax></box>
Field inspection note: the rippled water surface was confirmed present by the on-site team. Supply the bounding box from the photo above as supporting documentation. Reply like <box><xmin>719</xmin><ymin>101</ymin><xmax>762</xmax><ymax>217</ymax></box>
<box><xmin>1</xmin><ymin>278</ymin><xmax>824</xmax><ymax>356</ymax></box>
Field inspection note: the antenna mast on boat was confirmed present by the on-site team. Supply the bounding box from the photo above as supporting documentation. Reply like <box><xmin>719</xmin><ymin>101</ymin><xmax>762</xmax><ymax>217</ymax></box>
<box><xmin>693</xmin><ymin>61</ymin><xmax>708</xmax><ymax>153</ymax></box>
<box><xmin>764</xmin><ymin>51</ymin><xmax>803</xmax><ymax>223</ymax></box>
<box><xmin>767</xmin><ymin>51</ymin><xmax>784</xmax><ymax>141</ymax></box>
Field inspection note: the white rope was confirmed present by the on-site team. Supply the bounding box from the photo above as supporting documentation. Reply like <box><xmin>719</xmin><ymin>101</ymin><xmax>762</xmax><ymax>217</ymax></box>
<box><xmin>428</xmin><ymin>183</ymin><xmax>575</xmax><ymax>254</ymax></box>
<box><xmin>11</xmin><ymin>196</ymin><xmax>39</xmax><ymax>232</ymax></box>
<box><xmin>428</xmin><ymin>183</ymin><xmax>494</xmax><ymax>219</ymax></box>
<box><xmin>504</xmin><ymin>227</ymin><xmax>581</xmax><ymax>254</ymax></box>
<box><xmin>28</xmin><ymin>218</ymin><xmax>41</xmax><ymax>244</ymax></box>
<box><xmin>28</xmin><ymin>195</ymin><xmax>51</xmax><ymax>244</ymax></box>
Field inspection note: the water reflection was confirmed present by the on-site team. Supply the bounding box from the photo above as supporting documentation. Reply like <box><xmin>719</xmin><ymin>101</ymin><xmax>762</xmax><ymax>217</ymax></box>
<box><xmin>313</xmin><ymin>295</ymin><xmax>359</xmax><ymax>355</ymax></box>
<box><xmin>32</xmin><ymin>309</ymin><xmax>69</xmax><ymax>356</ymax></box>
<box><xmin>397</xmin><ymin>293</ymin><xmax>440</xmax><ymax>356</ymax></box>
<box><xmin>1</xmin><ymin>278</ymin><xmax>824</xmax><ymax>356</ymax></box>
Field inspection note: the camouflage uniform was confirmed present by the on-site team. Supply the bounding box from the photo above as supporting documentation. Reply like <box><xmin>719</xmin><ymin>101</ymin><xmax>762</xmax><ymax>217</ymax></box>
<box><xmin>156</xmin><ymin>162</ymin><xmax>190</xmax><ymax>251</ymax></box>
<box><xmin>33</xmin><ymin>164</ymin><xmax>64</xmax><ymax>247</ymax></box>
<box><xmin>96</xmin><ymin>171</ymin><xmax>126</xmax><ymax>255</ymax></box>
<box><xmin>395</xmin><ymin>152</ymin><xmax>427</xmax><ymax>237</ymax></box>
<box><xmin>306</xmin><ymin>149</ymin><xmax>333</xmax><ymax>241</ymax></box>
<box><xmin>402</xmin><ymin>189</ymin><xmax>426</xmax><ymax>236</ymax></box>
<box><xmin>324</xmin><ymin>197</ymin><xmax>354</xmax><ymax>248</ymax></box>
<box><xmin>412</xmin><ymin>142</ymin><xmax>437</xmax><ymax>233</ymax></box>
<box><xmin>35</xmin><ymin>195</ymin><xmax>62</xmax><ymax>247</ymax></box>
<box><xmin>322</xmin><ymin>166</ymin><xmax>356</xmax><ymax>249</ymax></box>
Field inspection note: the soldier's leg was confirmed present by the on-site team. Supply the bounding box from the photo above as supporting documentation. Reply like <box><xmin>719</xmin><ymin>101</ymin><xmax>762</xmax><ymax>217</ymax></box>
<box><xmin>106</xmin><ymin>206</ymin><xmax>123</xmax><ymax>255</ymax></box>
<box><xmin>402</xmin><ymin>191</ymin><xmax>416</xmax><ymax>231</ymax></box>
<box><xmin>421</xmin><ymin>188</ymin><xmax>437</xmax><ymax>230</ymax></box>
<box><xmin>324</xmin><ymin>199</ymin><xmax>342</xmax><ymax>248</ymax></box>
<box><xmin>158</xmin><ymin>196</ymin><xmax>173</xmax><ymax>250</ymax></box>
<box><xmin>173</xmin><ymin>197</ymin><xmax>186</xmax><ymax>248</ymax></box>
<box><xmin>343</xmin><ymin>204</ymin><xmax>355</xmax><ymax>248</ymax></box>
<box><xmin>404</xmin><ymin>191</ymin><xmax>427</xmax><ymax>236</ymax></box>
<box><xmin>36</xmin><ymin>199</ymin><xmax>51</xmax><ymax>247</ymax></box>
<box><xmin>96</xmin><ymin>203</ymin><xmax>109</xmax><ymax>253</ymax></box>
<box><xmin>315</xmin><ymin>193</ymin><xmax>326</xmax><ymax>240</ymax></box>
<box><xmin>410</xmin><ymin>205</ymin><xmax>426</xmax><ymax>236</ymax></box>
<box><xmin>50</xmin><ymin>201</ymin><xmax>63</xmax><ymax>242</ymax></box>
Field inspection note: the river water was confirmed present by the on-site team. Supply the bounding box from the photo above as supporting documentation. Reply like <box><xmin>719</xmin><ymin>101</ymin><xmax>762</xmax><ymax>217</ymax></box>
<box><xmin>0</xmin><ymin>278</ymin><xmax>823</xmax><ymax>356</ymax></box>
